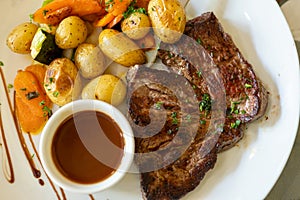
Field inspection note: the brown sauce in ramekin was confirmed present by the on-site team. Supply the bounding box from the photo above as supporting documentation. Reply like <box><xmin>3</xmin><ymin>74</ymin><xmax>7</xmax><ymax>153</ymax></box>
<box><xmin>51</xmin><ymin>110</ymin><xmax>124</xmax><ymax>184</ymax></box>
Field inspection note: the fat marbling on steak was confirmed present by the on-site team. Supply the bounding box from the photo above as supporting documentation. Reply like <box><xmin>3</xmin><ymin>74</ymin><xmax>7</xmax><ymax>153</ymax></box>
<box><xmin>126</xmin><ymin>12</ymin><xmax>268</xmax><ymax>200</ymax></box>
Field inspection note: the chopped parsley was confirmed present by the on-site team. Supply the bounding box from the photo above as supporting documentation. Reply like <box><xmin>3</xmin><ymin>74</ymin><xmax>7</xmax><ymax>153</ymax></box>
<box><xmin>49</xmin><ymin>77</ymin><xmax>54</xmax><ymax>83</ymax></box>
<box><xmin>7</xmin><ymin>84</ymin><xmax>13</xmax><ymax>89</ymax></box>
<box><xmin>42</xmin><ymin>106</ymin><xmax>52</xmax><ymax>117</ymax></box>
<box><xmin>196</xmin><ymin>38</ymin><xmax>202</xmax><ymax>45</ymax></box>
<box><xmin>197</xmin><ymin>70</ymin><xmax>202</xmax><ymax>77</ymax></box>
<box><xmin>20</xmin><ymin>88</ymin><xmax>27</xmax><ymax>91</ymax></box>
<box><xmin>29</xmin><ymin>14</ymin><xmax>34</xmax><ymax>22</ymax></box>
<box><xmin>42</xmin><ymin>9</ymin><xmax>49</xmax><ymax>16</ymax></box>
<box><xmin>199</xmin><ymin>93</ymin><xmax>211</xmax><ymax>114</ymax></box>
<box><xmin>230</xmin><ymin>119</ymin><xmax>241</xmax><ymax>129</ymax></box>
<box><xmin>245</xmin><ymin>83</ymin><xmax>252</xmax><ymax>89</ymax></box>
<box><xmin>53</xmin><ymin>91</ymin><xmax>59</xmax><ymax>97</ymax></box>
<box><xmin>39</xmin><ymin>100</ymin><xmax>45</xmax><ymax>106</ymax></box>
<box><xmin>200</xmin><ymin>120</ymin><xmax>206</xmax><ymax>125</ymax></box>
<box><xmin>105</xmin><ymin>0</ymin><xmax>115</xmax><ymax>12</ymax></box>
<box><xmin>230</xmin><ymin>100</ymin><xmax>241</xmax><ymax>114</ymax></box>
<box><xmin>0</xmin><ymin>61</ymin><xmax>4</xmax><ymax>66</ymax></box>
<box><xmin>42</xmin><ymin>0</ymin><xmax>54</xmax><ymax>7</ymax></box>
<box><xmin>123</xmin><ymin>0</ymin><xmax>147</xmax><ymax>19</ymax></box>
<box><xmin>26</xmin><ymin>91</ymin><xmax>39</xmax><ymax>100</ymax></box>
<box><xmin>171</xmin><ymin>112</ymin><xmax>178</xmax><ymax>125</ymax></box>
<box><xmin>154</xmin><ymin>102</ymin><xmax>163</xmax><ymax>110</ymax></box>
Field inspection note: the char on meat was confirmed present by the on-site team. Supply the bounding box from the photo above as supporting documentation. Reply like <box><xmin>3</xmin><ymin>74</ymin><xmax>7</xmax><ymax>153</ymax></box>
<box><xmin>126</xmin><ymin>12</ymin><xmax>268</xmax><ymax>200</ymax></box>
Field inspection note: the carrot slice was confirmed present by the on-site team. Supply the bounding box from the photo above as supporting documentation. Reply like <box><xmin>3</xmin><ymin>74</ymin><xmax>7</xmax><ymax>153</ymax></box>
<box><xmin>110</xmin><ymin>0</ymin><xmax>132</xmax><ymax>16</ymax></box>
<box><xmin>106</xmin><ymin>14</ymin><xmax>124</xmax><ymax>29</ymax></box>
<box><xmin>14</xmin><ymin>70</ymin><xmax>52</xmax><ymax>134</ymax></box>
<box><xmin>15</xmin><ymin>96</ymin><xmax>47</xmax><ymax>134</ymax></box>
<box><xmin>25</xmin><ymin>64</ymin><xmax>52</xmax><ymax>106</ymax></box>
<box><xmin>94</xmin><ymin>13</ymin><xmax>115</xmax><ymax>27</ymax></box>
<box><xmin>33</xmin><ymin>0</ymin><xmax>104</xmax><ymax>25</ymax></box>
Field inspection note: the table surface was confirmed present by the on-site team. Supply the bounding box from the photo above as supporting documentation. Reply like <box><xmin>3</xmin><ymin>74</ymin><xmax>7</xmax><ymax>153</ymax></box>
<box><xmin>266</xmin><ymin>0</ymin><xmax>300</xmax><ymax>199</ymax></box>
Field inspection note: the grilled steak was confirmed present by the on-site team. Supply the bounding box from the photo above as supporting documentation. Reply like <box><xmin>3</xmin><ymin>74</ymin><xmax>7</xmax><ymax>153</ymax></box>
<box><xmin>127</xmin><ymin>12</ymin><xmax>268</xmax><ymax>200</ymax></box>
<box><xmin>158</xmin><ymin>12</ymin><xmax>268</xmax><ymax>151</ymax></box>
<box><xmin>127</xmin><ymin>65</ymin><xmax>220</xmax><ymax>200</ymax></box>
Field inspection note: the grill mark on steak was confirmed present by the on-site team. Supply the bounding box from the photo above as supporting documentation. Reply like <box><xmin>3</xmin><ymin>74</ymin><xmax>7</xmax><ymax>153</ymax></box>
<box><xmin>127</xmin><ymin>12</ymin><xmax>268</xmax><ymax>200</ymax></box>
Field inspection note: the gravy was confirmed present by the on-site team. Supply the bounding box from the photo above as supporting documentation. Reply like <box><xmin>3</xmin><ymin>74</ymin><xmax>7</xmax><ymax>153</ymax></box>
<box><xmin>51</xmin><ymin>110</ymin><xmax>124</xmax><ymax>184</ymax></box>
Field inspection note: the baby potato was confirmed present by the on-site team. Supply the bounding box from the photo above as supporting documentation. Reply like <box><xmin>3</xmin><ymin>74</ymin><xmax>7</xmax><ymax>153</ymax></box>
<box><xmin>74</xmin><ymin>43</ymin><xmax>106</xmax><ymax>79</ymax></box>
<box><xmin>81</xmin><ymin>76</ymin><xmax>100</xmax><ymax>99</ymax></box>
<box><xmin>94</xmin><ymin>74</ymin><xmax>126</xmax><ymax>106</ymax></box>
<box><xmin>55</xmin><ymin>16</ymin><xmax>87</xmax><ymax>49</ymax></box>
<box><xmin>98</xmin><ymin>29</ymin><xmax>146</xmax><ymax>67</ymax></box>
<box><xmin>6</xmin><ymin>22</ymin><xmax>38</xmax><ymax>54</ymax></box>
<box><xmin>148</xmin><ymin>0</ymin><xmax>186</xmax><ymax>43</ymax></box>
<box><xmin>121</xmin><ymin>12</ymin><xmax>151</xmax><ymax>40</ymax></box>
<box><xmin>44</xmin><ymin>58</ymin><xmax>81</xmax><ymax>106</ymax></box>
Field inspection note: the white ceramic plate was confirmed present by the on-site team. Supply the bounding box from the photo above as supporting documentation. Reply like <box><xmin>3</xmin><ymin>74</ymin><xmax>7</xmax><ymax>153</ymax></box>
<box><xmin>0</xmin><ymin>0</ymin><xmax>299</xmax><ymax>199</ymax></box>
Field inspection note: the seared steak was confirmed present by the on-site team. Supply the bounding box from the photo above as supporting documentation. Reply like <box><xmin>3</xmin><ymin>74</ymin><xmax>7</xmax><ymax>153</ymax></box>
<box><xmin>127</xmin><ymin>12</ymin><xmax>268</xmax><ymax>200</ymax></box>
<box><xmin>158</xmin><ymin>12</ymin><xmax>268</xmax><ymax>151</ymax></box>
<box><xmin>127</xmin><ymin>65</ymin><xmax>220</xmax><ymax>200</ymax></box>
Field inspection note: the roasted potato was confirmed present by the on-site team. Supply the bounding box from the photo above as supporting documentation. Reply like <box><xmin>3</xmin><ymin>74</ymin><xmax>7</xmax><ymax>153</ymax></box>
<box><xmin>121</xmin><ymin>12</ymin><xmax>151</xmax><ymax>40</ymax></box>
<box><xmin>148</xmin><ymin>0</ymin><xmax>186</xmax><ymax>43</ymax></box>
<box><xmin>94</xmin><ymin>74</ymin><xmax>126</xmax><ymax>106</ymax></box>
<box><xmin>44</xmin><ymin>58</ymin><xmax>81</xmax><ymax>106</ymax></box>
<box><xmin>6</xmin><ymin>22</ymin><xmax>38</xmax><ymax>54</ymax></box>
<box><xmin>74</xmin><ymin>43</ymin><xmax>106</xmax><ymax>79</ymax></box>
<box><xmin>55</xmin><ymin>16</ymin><xmax>88</xmax><ymax>49</ymax></box>
<box><xmin>98</xmin><ymin>29</ymin><xmax>146</xmax><ymax>67</ymax></box>
<box><xmin>81</xmin><ymin>76</ymin><xmax>100</xmax><ymax>99</ymax></box>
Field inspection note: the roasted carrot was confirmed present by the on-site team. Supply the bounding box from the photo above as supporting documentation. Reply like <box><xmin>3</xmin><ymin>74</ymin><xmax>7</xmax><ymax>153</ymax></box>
<box><xmin>15</xmin><ymin>96</ymin><xmax>47</xmax><ymax>134</ymax></box>
<box><xmin>109</xmin><ymin>0</ymin><xmax>132</xmax><ymax>16</ymax></box>
<box><xmin>94</xmin><ymin>0</ymin><xmax>132</xmax><ymax>27</ymax></box>
<box><xmin>33</xmin><ymin>0</ymin><xmax>104</xmax><ymax>25</ymax></box>
<box><xmin>106</xmin><ymin>14</ymin><xmax>124</xmax><ymax>29</ymax></box>
<box><xmin>25</xmin><ymin>64</ymin><xmax>52</xmax><ymax>106</ymax></box>
<box><xmin>14</xmin><ymin>68</ymin><xmax>52</xmax><ymax>134</ymax></box>
<box><xmin>94</xmin><ymin>13</ymin><xmax>115</xmax><ymax>27</ymax></box>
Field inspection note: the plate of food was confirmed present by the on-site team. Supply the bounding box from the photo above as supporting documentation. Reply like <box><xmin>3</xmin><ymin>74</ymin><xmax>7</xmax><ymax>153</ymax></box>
<box><xmin>0</xmin><ymin>0</ymin><xmax>299</xmax><ymax>199</ymax></box>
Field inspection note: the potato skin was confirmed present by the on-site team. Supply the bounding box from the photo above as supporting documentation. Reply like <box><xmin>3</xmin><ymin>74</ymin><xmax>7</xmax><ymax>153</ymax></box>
<box><xmin>55</xmin><ymin>16</ymin><xmax>88</xmax><ymax>49</ymax></box>
<box><xmin>148</xmin><ymin>0</ymin><xmax>186</xmax><ymax>43</ymax></box>
<box><xmin>121</xmin><ymin>13</ymin><xmax>151</xmax><ymax>40</ymax></box>
<box><xmin>6</xmin><ymin>22</ymin><xmax>38</xmax><ymax>54</ymax></box>
<box><xmin>81</xmin><ymin>76</ymin><xmax>100</xmax><ymax>99</ymax></box>
<box><xmin>44</xmin><ymin>58</ymin><xmax>81</xmax><ymax>106</ymax></box>
<box><xmin>74</xmin><ymin>43</ymin><xmax>106</xmax><ymax>79</ymax></box>
<box><xmin>94</xmin><ymin>74</ymin><xmax>126</xmax><ymax>106</ymax></box>
<box><xmin>98</xmin><ymin>29</ymin><xmax>146</xmax><ymax>67</ymax></box>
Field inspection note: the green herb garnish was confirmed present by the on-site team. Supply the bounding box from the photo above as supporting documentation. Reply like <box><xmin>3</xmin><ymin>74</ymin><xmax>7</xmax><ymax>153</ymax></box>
<box><xmin>43</xmin><ymin>106</ymin><xmax>52</xmax><ymax>117</ymax></box>
<box><xmin>26</xmin><ymin>91</ymin><xmax>39</xmax><ymax>100</ymax></box>
<box><xmin>154</xmin><ymin>102</ymin><xmax>163</xmax><ymax>110</ymax></box>
<box><xmin>42</xmin><ymin>0</ymin><xmax>54</xmax><ymax>7</ymax></box>
<box><xmin>123</xmin><ymin>0</ymin><xmax>147</xmax><ymax>18</ymax></box>
<box><xmin>53</xmin><ymin>91</ymin><xmax>59</xmax><ymax>97</ymax></box>
<box><xmin>245</xmin><ymin>83</ymin><xmax>252</xmax><ymax>89</ymax></box>
<box><xmin>199</xmin><ymin>93</ymin><xmax>211</xmax><ymax>114</ymax></box>
<box><xmin>230</xmin><ymin>119</ymin><xmax>241</xmax><ymax>129</ymax></box>
<box><xmin>171</xmin><ymin>112</ymin><xmax>178</xmax><ymax>125</ymax></box>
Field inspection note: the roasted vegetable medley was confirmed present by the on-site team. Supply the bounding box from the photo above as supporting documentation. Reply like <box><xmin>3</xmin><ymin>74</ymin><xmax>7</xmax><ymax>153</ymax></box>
<box><xmin>5</xmin><ymin>0</ymin><xmax>187</xmax><ymax>134</ymax></box>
